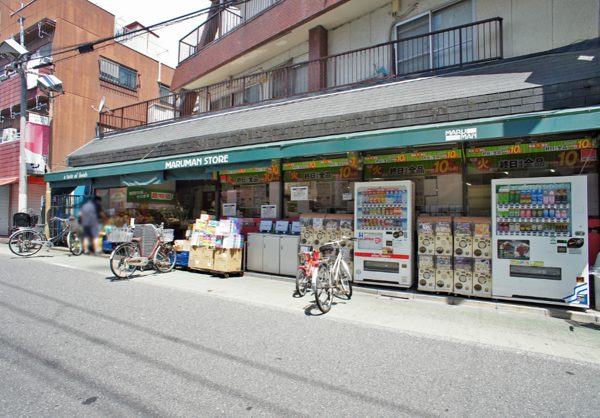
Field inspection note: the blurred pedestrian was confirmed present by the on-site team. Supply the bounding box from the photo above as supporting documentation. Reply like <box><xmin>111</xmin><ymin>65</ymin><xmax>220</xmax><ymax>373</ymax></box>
<box><xmin>80</xmin><ymin>196</ymin><xmax>104</xmax><ymax>254</ymax></box>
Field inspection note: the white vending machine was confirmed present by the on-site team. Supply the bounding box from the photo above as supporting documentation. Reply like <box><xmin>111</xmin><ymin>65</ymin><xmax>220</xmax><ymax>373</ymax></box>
<box><xmin>354</xmin><ymin>181</ymin><xmax>414</xmax><ymax>288</ymax></box>
<box><xmin>492</xmin><ymin>176</ymin><xmax>589</xmax><ymax>307</ymax></box>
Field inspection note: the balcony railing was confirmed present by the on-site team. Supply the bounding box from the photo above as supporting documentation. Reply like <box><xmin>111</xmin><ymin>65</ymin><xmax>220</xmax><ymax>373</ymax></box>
<box><xmin>179</xmin><ymin>0</ymin><xmax>282</xmax><ymax>63</ymax></box>
<box><xmin>100</xmin><ymin>17</ymin><xmax>502</xmax><ymax>136</ymax></box>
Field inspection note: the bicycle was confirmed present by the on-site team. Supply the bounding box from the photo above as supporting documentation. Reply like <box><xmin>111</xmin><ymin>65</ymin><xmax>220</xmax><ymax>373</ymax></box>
<box><xmin>313</xmin><ymin>238</ymin><xmax>354</xmax><ymax>314</ymax></box>
<box><xmin>109</xmin><ymin>223</ymin><xmax>177</xmax><ymax>279</ymax></box>
<box><xmin>295</xmin><ymin>248</ymin><xmax>322</xmax><ymax>297</ymax></box>
<box><xmin>8</xmin><ymin>216</ymin><xmax>83</xmax><ymax>257</ymax></box>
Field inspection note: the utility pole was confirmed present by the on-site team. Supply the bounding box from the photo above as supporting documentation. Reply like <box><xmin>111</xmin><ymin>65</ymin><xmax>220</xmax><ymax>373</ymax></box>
<box><xmin>18</xmin><ymin>15</ymin><xmax>28</xmax><ymax>212</ymax></box>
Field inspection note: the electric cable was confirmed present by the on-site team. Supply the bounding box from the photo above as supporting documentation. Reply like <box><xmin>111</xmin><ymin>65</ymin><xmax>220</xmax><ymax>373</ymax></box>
<box><xmin>11</xmin><ymin>0</ymin><xmax>251</xmax><ymax>65</ymax></box>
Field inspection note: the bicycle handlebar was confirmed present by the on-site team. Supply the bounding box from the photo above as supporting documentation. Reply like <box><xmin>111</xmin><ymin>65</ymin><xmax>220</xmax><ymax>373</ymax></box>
<box><xmin>318</xmin><ymin>237</ymin><xmax>356</xmax><ymax>250</ymax></box>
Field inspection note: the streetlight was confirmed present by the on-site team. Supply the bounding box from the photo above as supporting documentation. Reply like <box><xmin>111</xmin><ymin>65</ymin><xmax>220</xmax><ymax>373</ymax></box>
<box><xmin>0</xmin><ymin>36</ymin><xmax>29</xmax><ymax>212</ymax></box>
<box><xmin>1</xmin><ymin>37</ymin><xmax>63</xmax><ymax>213</ymax></box>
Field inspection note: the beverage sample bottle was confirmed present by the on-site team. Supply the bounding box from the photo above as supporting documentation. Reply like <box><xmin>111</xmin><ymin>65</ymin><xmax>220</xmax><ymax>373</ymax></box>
<box><xmin>548</xmin><ymin>189</ymin><xmax>555</xmax><ymax>205</ymax></box>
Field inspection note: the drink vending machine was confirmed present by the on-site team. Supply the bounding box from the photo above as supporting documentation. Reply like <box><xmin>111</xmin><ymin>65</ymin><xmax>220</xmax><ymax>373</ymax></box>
<box><xmin>492</xmin><ymin>176</ymin><xmax>589</xmax><ymax>307</ymax></box>
<box><xmin>354</xmin><ymin>181</ymin><xmax>414</xmax><ymax>288</ymax></box>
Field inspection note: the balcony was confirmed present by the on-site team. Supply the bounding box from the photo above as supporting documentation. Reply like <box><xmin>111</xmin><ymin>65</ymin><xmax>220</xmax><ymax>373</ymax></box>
<box><xmin>178</xmin><ymin>0</ymin><xmax>282</xmax><ymax>64</ymax></box>
<box><xmin>100</xmin><ymin>18</ymin><xmax>503</xmax><ymax>136</ymax></box>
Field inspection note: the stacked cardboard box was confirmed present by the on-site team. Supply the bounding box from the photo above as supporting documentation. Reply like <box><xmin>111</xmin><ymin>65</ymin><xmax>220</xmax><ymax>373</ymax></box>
<box><xmin>189</xmin><ymin>215</ymin><xmax>244</xmax><ymax>273</ymax></box>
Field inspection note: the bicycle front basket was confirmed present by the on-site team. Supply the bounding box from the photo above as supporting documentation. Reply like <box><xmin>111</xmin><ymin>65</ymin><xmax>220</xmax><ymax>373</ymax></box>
<box><xmin>107</xmin><ymin>227</ymin><xmax>133</xmax><ymax>243</ymax></box>
<box><xmin>160</xmin><ymin>229</ymin><xmax>175</xmax><ymax>243</ymax></box>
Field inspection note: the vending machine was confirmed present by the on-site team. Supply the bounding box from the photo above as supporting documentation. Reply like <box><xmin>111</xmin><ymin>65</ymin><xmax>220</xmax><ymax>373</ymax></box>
<box><xmin>354</xmin><ymin>181</ymin><xmax>414</xmax><ymax>288</ymax></box>
<box><xmin>492</xmin><ymin>176</ymin><xmax>589</xmax><ymax>307</ymax></box>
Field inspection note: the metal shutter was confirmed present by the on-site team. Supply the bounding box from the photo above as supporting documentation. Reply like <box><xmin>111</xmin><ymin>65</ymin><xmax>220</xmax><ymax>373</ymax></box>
<box><xmin>0</xmin><ymin>186</ymin><xmax>9</xmax><ymax>235</ymax></box>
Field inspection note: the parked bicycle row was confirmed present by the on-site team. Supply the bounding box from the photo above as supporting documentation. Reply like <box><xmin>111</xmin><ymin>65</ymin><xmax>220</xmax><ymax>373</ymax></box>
<box><xmin>7</xmin><ymin>217</ymin><xmax>354</xmax><ymax>314</ymax></box>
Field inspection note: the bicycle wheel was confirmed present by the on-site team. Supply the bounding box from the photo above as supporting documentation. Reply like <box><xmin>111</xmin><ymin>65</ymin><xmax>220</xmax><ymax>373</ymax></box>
<box><xmin>314</xmin><ymin>263</ymin><xmax>334</xmax><ymax>313</ymax></box>
<box><xmin>154</xmin><ymin>244</ymin><xmax>176</xmax><ymax>273</ymax></box>
<box><xmin>8</xmin><ymin>230</ymin><xmax>43</xmax><ymax>257</ymax></box>
<box><xmin>295</xmin><ymin>268</ymin><xmax>309</xmax><ymax>297</ymax></box>
<box><xmin>110</xmin><ymin>243</ymin><xmax>138</xmax><ymax>279</ymax></box>
<box><xmin>336</xmin><ymin>267</ymin><xmax>353</xmax><ymax>300</ymax></box>
<box><xmin>67</xmin><ymin>231</ymin><xmax>83</xmax><ymax>256</ymax></box>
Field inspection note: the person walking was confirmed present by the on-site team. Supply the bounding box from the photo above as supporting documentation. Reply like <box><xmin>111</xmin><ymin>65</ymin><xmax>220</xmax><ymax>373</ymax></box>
<box><xmin>79</xmin><ymin>196</ymin><xmax>104</xmax><ymax>254</ymax></box>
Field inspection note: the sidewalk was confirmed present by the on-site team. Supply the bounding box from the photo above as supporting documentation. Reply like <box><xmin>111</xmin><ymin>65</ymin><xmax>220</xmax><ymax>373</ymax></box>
<box><xmin>2</xmin><ymin>236</ymin><xmax>595</xmax><ymax>324</ymax></box>
<box><xmin>1</xmin><ymin>243</ymin><xmax>600</xmax><ymax>364</ymax></box>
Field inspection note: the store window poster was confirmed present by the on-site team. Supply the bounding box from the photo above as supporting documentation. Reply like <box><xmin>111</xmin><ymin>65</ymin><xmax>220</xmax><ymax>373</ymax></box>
<box><xmin>291</xmin><ymin>186</ymin><xmax>309</xmax><ymax>201</ymax></box>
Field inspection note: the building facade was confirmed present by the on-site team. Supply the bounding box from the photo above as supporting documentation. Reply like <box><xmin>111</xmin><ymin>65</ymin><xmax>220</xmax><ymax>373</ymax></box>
<box><xmin>0</xmin><ymin>0</ymin><xmax>174</xmax><ymax>234</ymax></box>
<box><xmin>46</xmin><ymin>0</ymin><xmax>600</xmax><ymax>305</ymax></box>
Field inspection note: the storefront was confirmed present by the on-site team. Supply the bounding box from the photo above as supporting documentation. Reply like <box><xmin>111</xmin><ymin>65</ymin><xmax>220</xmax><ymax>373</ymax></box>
<box><xmin>45</xmin><ymin>106</ymin><xmax>600</xmax><ymax>306</ymax></box>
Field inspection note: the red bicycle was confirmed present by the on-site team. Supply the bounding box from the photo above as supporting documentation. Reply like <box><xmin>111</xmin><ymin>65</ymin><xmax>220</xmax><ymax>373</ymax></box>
<box><xmin>295</xmin><ymin>249</ymin><xmax>321</xmax><ymax>297</ymax></box>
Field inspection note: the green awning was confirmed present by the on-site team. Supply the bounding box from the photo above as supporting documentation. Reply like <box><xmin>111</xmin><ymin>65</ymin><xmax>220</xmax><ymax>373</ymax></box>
<box><xmin>45</xmin><ymin>106</ymin><xmax>600</xmax><ymax>185</ymax></box>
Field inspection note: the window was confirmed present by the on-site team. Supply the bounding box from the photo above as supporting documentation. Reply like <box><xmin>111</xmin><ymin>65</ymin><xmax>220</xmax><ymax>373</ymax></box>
<box><xmin>159</xmin><ymin>83</ymin><xmax>173</xmax><ymax>105</ymax></box>
<box><xmin>99</xmin><ymin>58</ymin><xmax>138</xmax><ymax>90</ymax></box>
<box><xmin>395</xmin><ymin>0</ymin><xmax>473</xmax><ymax>74</ymax></box>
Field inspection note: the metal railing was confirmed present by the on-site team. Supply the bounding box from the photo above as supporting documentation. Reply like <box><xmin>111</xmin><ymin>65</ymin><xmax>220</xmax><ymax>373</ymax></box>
<box><xmin>179</xmin><ymin>0</ymin><xmax>281</xmax><ymax>63</ymax></box>
<box><xmin>100</xmin><ymin>18</ymin><xmax>502</xmax><ymax>135</ymax></box>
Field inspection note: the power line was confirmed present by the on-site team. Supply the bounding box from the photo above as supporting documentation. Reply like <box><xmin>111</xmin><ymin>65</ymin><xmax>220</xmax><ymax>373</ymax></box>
<box><xmin>18</xmin><ymin>0</ymin><xmax>249</xmax><ymax>65</ymax></box>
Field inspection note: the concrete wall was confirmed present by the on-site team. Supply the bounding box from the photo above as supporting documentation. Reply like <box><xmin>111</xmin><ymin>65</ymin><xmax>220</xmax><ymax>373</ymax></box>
<box><xmin>477</xmin><ymin>0</ymin><xmax>600</xmax><ymax>57</ymax></box>
<box><xmin>329</xmin><ymin>0</ymin><xmax>600</xmax><ymax>59</ymax></box>
<box><xmin>328</xmin><ymin>4</ymin><xmax>394</xmax><ymax>55</ymax></box>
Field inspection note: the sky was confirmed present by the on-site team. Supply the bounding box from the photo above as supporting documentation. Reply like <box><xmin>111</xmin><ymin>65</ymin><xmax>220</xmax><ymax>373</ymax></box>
<box><xmin>91</xmin><ymin>0</ymin><xmax>212</xmax><ymax>67</ymax></box>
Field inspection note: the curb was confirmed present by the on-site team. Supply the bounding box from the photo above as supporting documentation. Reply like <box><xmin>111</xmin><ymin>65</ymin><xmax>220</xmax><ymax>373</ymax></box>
<box><xmin>243</xmin><ymin>270</ymin><xmax>600</xmax><ymax>324</ymax></box>
<box><xmin>2</xmin><ymin>240</ymin><xmax>598</xmax><ymax>324</ymax></box>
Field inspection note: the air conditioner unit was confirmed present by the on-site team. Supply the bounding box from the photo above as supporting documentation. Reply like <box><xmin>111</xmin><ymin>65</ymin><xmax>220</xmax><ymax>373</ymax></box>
<box><xmin>1</xmin><ymin>128</ymin><xmax>18</xmax><ymax>143</ymax></box>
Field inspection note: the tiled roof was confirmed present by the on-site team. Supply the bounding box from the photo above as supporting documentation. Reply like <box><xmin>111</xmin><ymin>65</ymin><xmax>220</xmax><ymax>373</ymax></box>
<box><xmin>69</xmin><ymin>41</ymin><xmax>600</xmax><ymax>165</ymax></box>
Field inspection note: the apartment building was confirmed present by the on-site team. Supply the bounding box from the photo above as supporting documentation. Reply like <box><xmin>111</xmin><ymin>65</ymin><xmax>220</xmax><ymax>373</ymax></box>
<box><xmin>0</xmin><ymin>0</ymin><xmax>174</xmax><ymax>234</ymax></box>
<box><xmin>47</xmin><ymin>0</ymin><xmax>600</xmax><ymax>305</ymax></box>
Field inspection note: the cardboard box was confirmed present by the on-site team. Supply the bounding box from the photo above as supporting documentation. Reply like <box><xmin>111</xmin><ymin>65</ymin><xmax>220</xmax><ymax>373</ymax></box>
<box><xmin>213</xmin><ymin>248</ymin><xmax>243</xmax><ymax>272</ymax></box>
<box><xmin>188</xmin><ymin>247</ymin><xmax>215</xmax><ymax>270</ymax></box>
<box><xmin>174</xmin><ymin>240</ymin><xmax>191</xmax><ymax>252</ymax></box>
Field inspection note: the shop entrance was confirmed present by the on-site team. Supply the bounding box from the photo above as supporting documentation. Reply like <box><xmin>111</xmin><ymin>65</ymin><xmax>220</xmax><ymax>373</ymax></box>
<box><xmin>176</xmin><ymin>180</ymin><xmax>219</xmax><ymax>218</ymax></box>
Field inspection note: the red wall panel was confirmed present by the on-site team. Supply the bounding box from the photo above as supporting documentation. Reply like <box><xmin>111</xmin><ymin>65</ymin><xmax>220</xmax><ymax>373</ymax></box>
<box><xmin>0</xmin><ymin>141</ymin><xmax>19</xmax><ymax>180</ymax></box>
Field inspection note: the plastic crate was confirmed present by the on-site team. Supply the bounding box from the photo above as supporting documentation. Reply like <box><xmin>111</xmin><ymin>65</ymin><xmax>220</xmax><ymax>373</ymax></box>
<box><xmin>171</xmin><ymin>251</ymin><xmax>189</xmax><ymax>267</ymax></box>
<box><xmin>102</xmin><ymin>240</ymin><xmax>115</xmax><ymax>253</ymax></box>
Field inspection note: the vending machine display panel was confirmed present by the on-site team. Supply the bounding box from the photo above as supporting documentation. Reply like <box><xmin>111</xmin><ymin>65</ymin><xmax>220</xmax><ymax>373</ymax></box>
<box><xmin>354</xmin><ymin>181</ymin><xmax>414</xmax><ymax>288</ymax></box>
<box><xmin>492</xmin><ymin>176</ymin><xmax>589</xmax><ymax>307</ymax></box>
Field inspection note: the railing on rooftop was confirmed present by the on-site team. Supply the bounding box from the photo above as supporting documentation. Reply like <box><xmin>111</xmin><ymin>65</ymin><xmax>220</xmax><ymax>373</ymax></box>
<box><xmin>99</xmin><ymin>17</ymin><xmax>503</xmax><ymax>136</ymax></box>
<box><xmin>178</xmin><ymin>0</ymin><xmax>282</xmax><ymax>64</ymax></box>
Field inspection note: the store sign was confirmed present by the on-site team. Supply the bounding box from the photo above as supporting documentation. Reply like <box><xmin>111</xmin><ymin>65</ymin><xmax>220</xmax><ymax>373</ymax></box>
<box><xmin>62</xmin><ymin>171</ymin><xmax>89</xmax><ymax>180</ymax></box>
<box><xmin>28</xmin><ymin>113</ymin><xmax>50</xmax><ymax>126</ymax></box>
<box><xmin>219</xmin><ymin>166</ymin><xmax>280</xmax><ymax>185</ymax></box>
<box><xmin>283</xmin><ymin>158</ymin><xmax>349</xmax><ymax>171</ymax></box>
<box><xmin>445</xmin><ymin>128</ymin><xmax>477</xmax><ymax>141</ymax></box>
<box><xmin>467</xmin><ymin>138</ymin><xmax>597</xmax><ymax>174</ymax></box>
<box><xmin>364</xmin><ymin>149</ymin><xmax>462</xmax><ymax>164</ymax></box>
<box><xmin>364</xmin><ymin>149</ymin><xmax>462</xmax><ymax>179</ymax></box>
<box><xmin>284</xmin><ymin>166</ymin><xmax>359</xmax><ymax>182</ymax></box>
<box><xmin>127</xmin><ymin>187</ymin><xmax>175</xmax><ymax>203</ymax></box>
<box><xmin>164</xmin><ymin>154</ymin><xmax>229</xmax><ymax>169</ymax></box>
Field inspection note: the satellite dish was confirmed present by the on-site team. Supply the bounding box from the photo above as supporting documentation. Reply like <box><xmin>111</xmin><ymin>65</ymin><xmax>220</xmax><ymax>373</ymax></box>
<box><xmin>92</xmin><ymin>96</ymin><xmax>108</xmax><ymax>112</ymax></box>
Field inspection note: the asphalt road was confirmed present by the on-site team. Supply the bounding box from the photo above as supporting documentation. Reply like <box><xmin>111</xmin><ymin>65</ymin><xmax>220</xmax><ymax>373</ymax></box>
<box><xmin>0</xmin><ymin>251</ymin><xmax>599</xmax><ymax>417</ymax></box>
